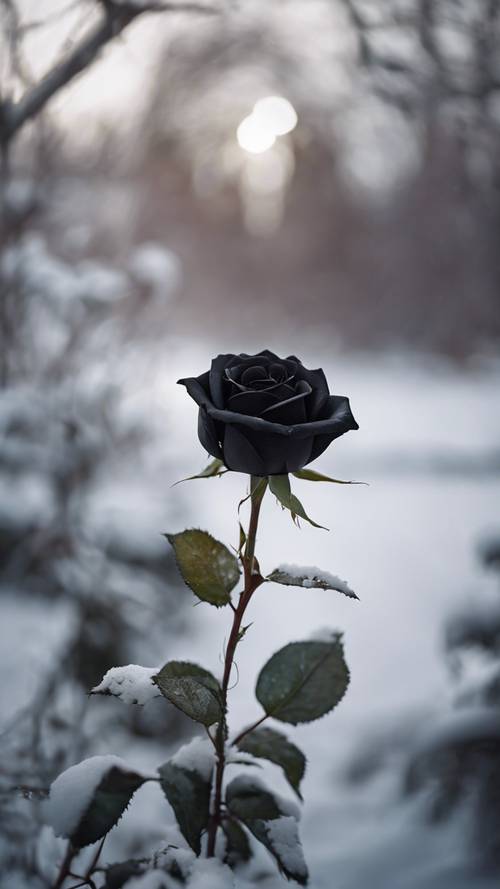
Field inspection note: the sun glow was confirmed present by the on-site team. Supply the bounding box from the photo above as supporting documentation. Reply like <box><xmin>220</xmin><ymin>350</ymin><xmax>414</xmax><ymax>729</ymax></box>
<box><xmin>236</xmin><ymin>95</ymin><xmax>297</xmax><ymax>155</ymax></box>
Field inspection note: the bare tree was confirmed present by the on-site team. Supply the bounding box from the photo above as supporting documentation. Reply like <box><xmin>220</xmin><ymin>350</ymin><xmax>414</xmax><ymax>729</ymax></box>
<box><xmin>0</xmin><ymin>0</ymin><xmax>217</xmax><ymax>162</ymax></box>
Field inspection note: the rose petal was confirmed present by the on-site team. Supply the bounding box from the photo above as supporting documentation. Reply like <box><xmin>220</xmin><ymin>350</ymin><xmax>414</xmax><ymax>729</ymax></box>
<box><xmin>269</xmin><ymin>362</ymin><xmax>287</xmax><ymax>382</ymax></box>
<box><xmin>235</xmin><ymin>427</ymin><xmax>312</xmax><ymax>475</ymax></box>
<box><xmin>222</xmin><ymin>425</ymin><xmax>266</xmax><ymax>475</ymax></box>
<box><xmin>293</xmin><ymin>363</ymin><xmax>330</xmax><ymax>415</ymax></box>
<box><xmin>227</xmin><ymin>389</ymin><xmax>280</xmax><ymax>417</ymax></box>
<box><xmin>177</xmin><ymin>374</ymin><xmax>212</xmax><ymax>408</ymax></box>
<box><xmin>241</xmin><ymin>366</ymin><xmax>268</xmax><ymax>385</ymax></box>
<box><xmin>307</xmin><ymin>432</ymin><xmax>337</xmax><ymax>463</ymax></box>
<box><xmin>251</xmin><ymin>381</ymin><xmax>295</xmax><ymax>398</ymax></box>
<box><xmin>209</xmin><ymin>355</ymin><xmax>234</xmax><ymax>408</ymax></box>
<box><xmin>226</xmin><ymin>355</ymin><xmax>273</xmax><ymax>379</ymax></box>
<box><xmin>198</xmin><ymin>405</ymin><xmax>223</xmax><ymax>459</ymax></box>
<box><xmin>205</xmin><ymin>393</ymin><xmax>358</xmax><ymax>440</ymax></box>
<box><xmin>261</xmin><ymin>380</ymin><xmax>311</xmax><ymax>425</ymax></box>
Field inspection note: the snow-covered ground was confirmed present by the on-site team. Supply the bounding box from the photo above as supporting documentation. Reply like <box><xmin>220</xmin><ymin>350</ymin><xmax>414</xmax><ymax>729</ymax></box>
<box><xmin>158</xmin><ymin>341</ymin><xmax>500</xmax><ymax>888</ymax></box>
<box><xmin>2</xmin><ymin>339</ymin><xmax>499</xmax><ymax>887</ymax></box>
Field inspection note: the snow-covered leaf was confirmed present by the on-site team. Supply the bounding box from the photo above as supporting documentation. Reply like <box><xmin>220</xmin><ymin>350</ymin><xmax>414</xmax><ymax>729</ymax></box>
<box><xmin>158</xmin><ymin>754</ymin><xmax>213</xmax><ymax>854</ymax></box>
<box><xmin>222</xmin><ymin>818</ymin><xmax>253</xmax><ymax>867</ymax></box>
<box><xmin>153</xmin><ymin>661</ymin><xmax>222</xmax><ymax>726</ymax></box>
<box><xmin>268</xmin><ymin>565</ymin><xmax>358</xmax><ymax>600</ymax></box>
<box><xmin>46</xmin><ymin>756</ymin><xmax>149</xmax><ymax>848</ymax></box>
<box><xmin>236</xmin><ymin>727</ymin><xmax>306</xmax><ymax>799</ymax></box>
<box><xmin>268</xmin><ymin>475</ymin><xmax>327</xmax><ymax>530</ymax></box>
<box><xmin>91</xmin><ymin>664</ymin><xmax>160</xmax><ymax>705</ymax></box>
<box><xmin>165</xmin><ymin>529</ymin><xmax>240</xmax><ymax>606</ymax></box>
<box><xmin>256</xmin><ymin>635</ymin><xmax>349</xmax><ymax>725</ymax></box>
<box><xmin>103</xmin><ymin>859</ymin><xmax>148</xmax><ymax>889</ymax></box>
<box><xmin>226</xmin><ymin>775</ymin><xmax>308</xmax><ymax>885</ymax></box>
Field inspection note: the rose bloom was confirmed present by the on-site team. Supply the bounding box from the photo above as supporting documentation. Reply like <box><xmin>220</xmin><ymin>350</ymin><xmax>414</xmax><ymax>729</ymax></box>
<box><xmin>179</xmin><ymin>350</ymin><xmax>358</xmax><ymax>476</ymax></box>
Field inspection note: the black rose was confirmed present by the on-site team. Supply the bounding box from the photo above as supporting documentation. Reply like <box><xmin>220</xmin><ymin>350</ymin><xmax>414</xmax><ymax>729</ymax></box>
<box><xmin>178</xmin><ymin>350</ymin><xmax>358</xmax><ymax>477</ymax></box>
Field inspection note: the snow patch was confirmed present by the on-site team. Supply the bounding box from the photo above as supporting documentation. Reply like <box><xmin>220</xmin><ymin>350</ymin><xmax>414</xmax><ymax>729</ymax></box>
<box><xmin>187</xmin><ymin>858</ymin><xmax>234</xmax><ymax>889</ymax></box>
<box><xmin>265</xmin><ymin>815</ymin><xmax>308</xmax><ymax>879</ymax></box>
<box><xmin>274</xmin><ymin>563</ymin><xmax>356</xmax><ymax>597</ymax></box>
<box><xmin>228</xmin><ymin>774</ymin><xmax>300</xmax><ymax>820</ymax></box>
<box><xmin>92</xmin><ymin>664</ymin><xmax>160</xmax><ymax>705</ymax></box>
<box><xmin>123</xmin><ymin>871</ymin><xmax>171</xmax><ymax>889</ymax></box>
<box><xmin>154</xmin><ymin>846</ymin><xmax>195</xmax><ymax>879</ymax></box>
<box><xmin>172</xmin><ymin>736</ymin><xmax>214</xmax><ymax>781</ymax></box>
<box><xmin>46</xmin><ymin>755</ymin><xmax>149</xmax><ymax>838</ymax></box>
<box><xmin>129</xmin><ymin>243</ymin><xmax>181</xmax><ymax>299</ymax></box>
<box><xmin>310</xmin><ymin>627</ymin><xmax>343</xmax><ymax>644</ymax></box>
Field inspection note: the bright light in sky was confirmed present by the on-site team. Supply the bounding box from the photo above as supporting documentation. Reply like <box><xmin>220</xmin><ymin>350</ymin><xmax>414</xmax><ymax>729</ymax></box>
<box><xmin>236</xmin><ymin>95</ymin><xmax>297</xmax><ymax>155</ymax></box>
<box><xmin>237</xmin><ymin>114</ymin><xmax>276</xmax><ymax>154</ymax></box>
<box><xmin>253</xmin><ymin>96</ymin><xmax>298</xmax><ymax>136</ymax></box>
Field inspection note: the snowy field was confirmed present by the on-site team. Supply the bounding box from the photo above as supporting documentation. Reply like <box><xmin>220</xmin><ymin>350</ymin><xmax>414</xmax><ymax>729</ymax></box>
<box><xmin>2</xmin><ymin>339</ymin><xmax>500</xmax><ymax>888</ymax></box>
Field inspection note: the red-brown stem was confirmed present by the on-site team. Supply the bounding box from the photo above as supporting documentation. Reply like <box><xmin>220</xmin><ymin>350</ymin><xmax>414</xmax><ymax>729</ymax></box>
<box><xmin>205</xmin><ymin>477</ymin><xmax>266</xmax><ymax>857</ymax></box>
<box><xmin>231</xmin><ymin>712</ymin><xmax>268</xmax><ymax>748</ymax></box>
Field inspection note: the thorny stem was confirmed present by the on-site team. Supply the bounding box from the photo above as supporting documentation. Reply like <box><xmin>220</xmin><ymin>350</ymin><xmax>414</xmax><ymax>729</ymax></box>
<box><xmin>205</xmin><ymin>476</ymin><xmax>267</xmax><ymax>857</ymax></box>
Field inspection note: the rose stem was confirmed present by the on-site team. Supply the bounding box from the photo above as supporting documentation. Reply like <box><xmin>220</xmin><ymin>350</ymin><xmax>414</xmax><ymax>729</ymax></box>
<box><xmin>231</xmin><ymin>712</ymin><xmax>268</xmax><ymax>748</ymax></box>
<box><xmin>206</xmin><ymin>476</ymin><xmax>267</xmax><ymax>858</ymax></box>
<box><xmin>51</xmin><ymin>841</ymin><xmax>75</xmax><ymax>889</ymax></box>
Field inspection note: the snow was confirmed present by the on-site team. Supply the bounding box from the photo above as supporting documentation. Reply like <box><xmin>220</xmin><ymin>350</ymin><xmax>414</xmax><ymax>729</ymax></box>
<box><xmin>412</xmin><ymin>707</ymin><xmax>500</xmax><ymax>752</ymax></box>
<box><xmin>4</xmin><ymin>336</ymin><xmax>500</xmax><ymax>889</ymax></box>
<box><xmin>273</xmin><ymin>563</ymin><xmax>356</xmax><ymax>597</ymax></box>
<box><xmin>265</xmin><ymin>815</ymin><xmax>308</xmax><ymax>880</ymax></box>
<box><xmin>129</xmin><ymin>243</ymin><xmax>182</xmax><ymax>299</ymax></box>
<box><xmin>154</xmin><ymin>846</ymin><xmax>195</xmax><ymax>878</ymax></box>
<box><xmin>228</xmin><ymin>774</ymin><xmax>300</xmax><ymax>821</ymax></box>
<box><xmin>310</xmin><ymin>627</ymin><xmax>342</xmax><ymax>644</ymax></box>
<box><xmin>76</xmin><ymin>259</ymin><xmax>128</xmax><ymax>304</ymax></box>
<box><xmin>171</xmin><ymin>736</ymin><xmax>214</xmax><ymax>781</ymax></box>
<box><xmin>0</xmin><ymin>232</ymin><xmax>130</xmax><ymax>308</ymax></box>
<box><xmin>45</xmin><ymin>755</ymin><xmax>148</xmax><ymax>838</ymax></box>
<box><xmin>124</xmin><ymin>872</ymin><xmax>171</xmax><ymax>889</ymax></box>
<box><xmin>187</xmin><ymin>858</ymin><xmax>234</xmax><ymax>889</ymax></box>
<box><xmin>225</xmin><ymin>748</ymin><xmax>261</xmax><ymax>768</ymax></box>
<box><xmin>92</xmin><ymin>664</ymin><xmax>160</xmax><ymax>705</ymax></box>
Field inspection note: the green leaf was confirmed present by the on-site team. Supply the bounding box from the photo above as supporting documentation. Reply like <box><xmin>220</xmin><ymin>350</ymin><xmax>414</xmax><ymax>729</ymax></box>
<box><xmin>52</xmin><ymin>763</ymin><xmax>148</xmax><ymax>848</ymax></box>
<box><xmin>226</xmin><ymin>776</ymin><xmax>308</xmax><ymax>885</ymax></box>
<box><xmin>238</xmin><ymin>522</ymin><xmax>247</xmax><ymax>556</ymax></box>
<box><xmin>158</xmin><ymin>761</ymin><xmax>212</xmax><ymax>855</ymax></box>
<box><xmin>153</xmin><ymin>661</ymin><xmax>222</xmax><ymax>726</ymax></box>
<box><xmin>222</xmin><ymin>818</ymin><xmax>253</xmax><ymax>867</ymax></box>
<box><xmin>173</xmin><ymin>458</ymin><xmax>226</xmax><ymax>485</ymax></box>
<box><xmin>103</xmin><ymin>860</ymin><xmax>148</xmax><ymax>889</ymax></box>
<box><xmin>268</xmin><ymin>475</ymin><xmax>327</xmax><ymax>531</ymax></box>
<box><xmin>256</xmin><ymin>635</ymin><xmax>349</xmax><ymax>725</ymax></box>
<box><xmin>293</xmin><ymin>469</ymin><xmax>366</xmax><ymax>485</ymax></box>
<box><xmin>237</xmin><ymin>476</ymin><xmax>268</xmax><ymax>515</ymax></box>
<box><xmin>166</xmin><ymin>529</ymin><xmax>240</xmax><ymax>606</ymax></box>
<box><xmin>237</xmin><ymin>727</ymin><xmax>306</xmax><ymax>800</ymax></box>
<box><xmin>267</xmin><ymin>568</ymin><xmax>358</xmax><ymax>600</ymax></box>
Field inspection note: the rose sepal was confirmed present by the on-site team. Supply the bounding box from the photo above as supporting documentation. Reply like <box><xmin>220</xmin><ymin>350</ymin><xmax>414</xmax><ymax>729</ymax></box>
<box><xmin>268</xmin><ymin>475</ymin><xmax>328</xmax><ymax>531</ymax></box>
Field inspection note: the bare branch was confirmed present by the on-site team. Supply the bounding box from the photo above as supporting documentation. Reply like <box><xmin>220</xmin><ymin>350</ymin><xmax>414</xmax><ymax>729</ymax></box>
<box><xmin>0</xmin><ymin>0</ymin><xmax>217</xmax><ymax>146</ymax></box>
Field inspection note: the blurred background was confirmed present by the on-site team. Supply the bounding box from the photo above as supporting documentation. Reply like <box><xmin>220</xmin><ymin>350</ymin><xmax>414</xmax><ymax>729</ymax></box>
<box><xmin>0</xmin><ymin>1</ymin><xmax>499</xmax><ymax>887</ymax></box>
